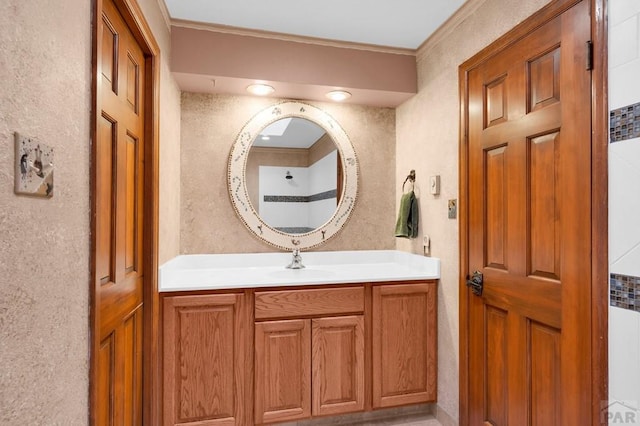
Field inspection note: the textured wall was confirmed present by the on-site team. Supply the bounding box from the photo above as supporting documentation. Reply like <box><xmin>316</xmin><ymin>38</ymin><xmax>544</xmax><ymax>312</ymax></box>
<box><xmin>0</xmin><ymin>0</ymin><xmax>91</xmax><ymax>423</ymax></box>
<box><xmin>0</xmin><ymin>0</ymin><xmax>180</xmax><ymax>424</ymax></box>
<box><xmin>137</xmin><ymin>0</ymin><xmax>183</xmax><ymax>265</ymax></box>
<box><xmin>395</xmin><ymin>0</ymin><xmax>550</xmax><ymax>422</ymax></box>
<box><xmin>180</xmin><ymin>93</ymin><xmax>396</xmax><ymax>254</ymax></box>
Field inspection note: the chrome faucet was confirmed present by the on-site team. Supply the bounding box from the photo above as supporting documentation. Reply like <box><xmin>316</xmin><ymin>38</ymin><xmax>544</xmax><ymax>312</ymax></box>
<box><xmin>286</xmin><ymin>248</ymin><xmax>305</xmax><ymax>269</ymax></box>
<box><xmin>286</xmin><ymin>239</ymin><xmax>305</xmax><ymax>269</ymax></box>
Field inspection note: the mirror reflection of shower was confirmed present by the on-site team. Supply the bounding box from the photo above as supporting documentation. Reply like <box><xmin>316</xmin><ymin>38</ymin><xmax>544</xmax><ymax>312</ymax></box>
<box><xmin>246</xmin><ymin>117</ymin><xmax>341</xmax><ymax>234</ymax></box>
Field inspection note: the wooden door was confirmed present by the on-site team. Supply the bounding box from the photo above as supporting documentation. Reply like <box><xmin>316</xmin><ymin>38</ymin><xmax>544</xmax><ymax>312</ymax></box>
<box><xmin>93</xmin><ymin>0</ymin><xmax>146</xmax><ymax>424</ymax></box>
<box><xmin>311</xmin><ymin>316</ymin><xmax>365</xmax><ymax>416</ymax></box>
<box><xmin>162</xmin><ymin>294</ymin><xmax>250</xmax><ymax>426</ymax></box>
<box><xmin>255</xmin><ymin>319</ymin><xmax>311</xmax><ymax>424</ymax></box>
<box><xmin>461</xmin><ymin>1</ymin><xmax>594</xmax><ymax>424</ymax></box>
<box><xmin>372</xmin><ymin>283</ymin><xmax>437</xmax><ymax>408</ymax></box>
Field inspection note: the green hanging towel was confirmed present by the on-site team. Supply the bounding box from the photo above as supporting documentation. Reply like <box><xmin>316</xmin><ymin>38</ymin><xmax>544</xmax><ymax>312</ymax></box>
<box><xmin>394</xmin><ymin>190</ymin><xmax>419</xmax><ymax>238</ymax></box>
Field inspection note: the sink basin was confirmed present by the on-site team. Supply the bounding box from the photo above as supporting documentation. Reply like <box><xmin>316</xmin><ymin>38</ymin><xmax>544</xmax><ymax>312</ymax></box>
<box><xmin>159</xmin><ymin>250</ymin><xmax>440</xmax><ymax>292</ymax></box>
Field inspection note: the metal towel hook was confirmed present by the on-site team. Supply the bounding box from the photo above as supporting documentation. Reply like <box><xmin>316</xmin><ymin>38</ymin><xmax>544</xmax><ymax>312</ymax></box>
<box><xmin>402</xmin><ymin>170</ymin><xmax>416</xmax><ymax>191</ymax></box>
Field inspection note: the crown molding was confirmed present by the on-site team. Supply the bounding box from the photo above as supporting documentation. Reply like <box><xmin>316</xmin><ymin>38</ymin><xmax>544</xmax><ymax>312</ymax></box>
<box><xmin>416</xmin><ymin>0</ymin><xmax>488</xmax><ymax>61</ymax></box>
<box><xmin>155</xmin><ymin>0</ymin><xmax>171</xmax><ymax>32</ymax></box>
<box><xmin>171</xmin><ymin>18</ymin><xmax>417</xmax><ymax>56</ymax></box>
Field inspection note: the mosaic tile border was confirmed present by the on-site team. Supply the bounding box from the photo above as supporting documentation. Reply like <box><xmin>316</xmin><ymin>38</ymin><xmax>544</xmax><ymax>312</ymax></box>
<box><xmin>610</xmin><ymin>273</ymin><xmax>640</xmax><ymax>313</ymax></box>
<box><xmin>610</xmin><ymin>102</ymin><xmax>640</xmax><ymax>143</ymax></box>
<box><xmin>264</xmin><ymin>189</ymin><xmax>337</xmax><ymax>203</ymax></box>
<box><xmin>275</xmin><ymin>226</ymin><xmax>315</xmax><ymax>234</ymax></box>
<box><xmin>264</xmin><ymin>195</ymin><xmax>307</xmax><ymax>203</ymax></box>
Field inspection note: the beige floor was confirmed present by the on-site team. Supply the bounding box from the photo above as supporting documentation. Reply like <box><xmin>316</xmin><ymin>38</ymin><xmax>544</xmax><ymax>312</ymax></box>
<box><xmin>355</xmin><ymin>413</ymin><xmax>442</xmax><ymax>426</ymax></box>
<box><xmin>277</xmin><ymin>412</ymin><xmax>442</xmax><ymax>426</ymax></box>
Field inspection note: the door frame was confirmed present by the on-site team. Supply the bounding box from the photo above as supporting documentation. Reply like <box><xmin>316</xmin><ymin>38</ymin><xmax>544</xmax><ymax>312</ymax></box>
<box><xmin>458</xmin><ymin>0</ymin><xmax>608</xmax><ymax>424</ymax></box>
<box><xmin>89</xmin><ymin>0</ymin><xmax>161</xmax><ymax>424</ymax></box>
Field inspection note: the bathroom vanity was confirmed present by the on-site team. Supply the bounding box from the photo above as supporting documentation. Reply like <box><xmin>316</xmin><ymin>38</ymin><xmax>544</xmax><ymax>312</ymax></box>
<box><xmin>159</xmin><ymin>250</ymin><xmax>440</xmax><ymax>426</ymax></box>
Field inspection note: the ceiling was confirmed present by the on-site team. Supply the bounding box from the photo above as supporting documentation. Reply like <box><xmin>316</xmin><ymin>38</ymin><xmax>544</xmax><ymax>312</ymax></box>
<box><xmin>164</xmin><ymin>0</ymin><xmax>467</xmax><ymax>50</ymax></box>
<box><xmin>164</xmin><ymin>0</ymin><xmax>469</xmax><ymax>106</ymax></box>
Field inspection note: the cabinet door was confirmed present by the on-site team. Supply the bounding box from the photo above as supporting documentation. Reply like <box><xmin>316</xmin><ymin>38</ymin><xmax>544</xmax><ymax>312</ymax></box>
<box><xmin>372</xmin><ymin>283</ymin><xmax>437</xmax><ymax>408</ymax></box>
<box><xmin>163</xmin><ymin>293</ymin><xmax>250</xmax><ymax>426</ymax></box>
<box><xmin>255</xmin><ymin>319</ymin><xmax>311</xmax><ymax>424</ymax></box>
<box><xmin>312</xmin><ymin>316</ymin><xmax>365</xmax><ymax>416</ymax></box>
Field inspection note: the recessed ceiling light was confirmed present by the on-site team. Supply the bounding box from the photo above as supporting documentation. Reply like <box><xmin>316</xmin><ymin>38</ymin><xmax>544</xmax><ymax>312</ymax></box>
<box><xmin>246</xmin><ymin>83</ymin><xmax>275</xmax><ymax>96</ymax></box>
<box><xmin>261</xmin><ymin>136</ymin><xmax>270</xmax><ymax>141</ymax></box>
<box><xmin>326</xmin><ymin>90</ymin><xmax>351</xmax><ymax>102</ymax></box>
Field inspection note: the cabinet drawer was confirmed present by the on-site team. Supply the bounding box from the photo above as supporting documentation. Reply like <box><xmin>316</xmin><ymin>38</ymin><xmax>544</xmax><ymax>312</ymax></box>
<box><xmin>255</xmin><ymin>287</ymin><xmax>364</xmax><ymax>320</ymax></box>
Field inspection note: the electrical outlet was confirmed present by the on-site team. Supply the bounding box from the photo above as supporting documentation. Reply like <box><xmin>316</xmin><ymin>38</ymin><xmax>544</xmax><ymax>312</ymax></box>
<box><xmin>429</xmin><ymin>175</ymin><xmax>440</xmax><ymax>195</ymax></box>
<box><xmin>422</xmin><ymin>235</ymin><xmax>430</xmax><ymax>256</ymax></box>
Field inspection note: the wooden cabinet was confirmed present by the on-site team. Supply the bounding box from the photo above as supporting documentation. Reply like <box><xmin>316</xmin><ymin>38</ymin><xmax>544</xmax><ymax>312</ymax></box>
<box><xmin>163</xmin><ymin>293</ymin><xmax>251</xmax><ymax>426</ymax></box>
<box><xmin>161</xmin><ymin>281</ymin><xmax>437</xmax><ymax>425</ymax></box>
<box><xmin>254</xmin><ymin>287</ymin><xmax>365</xmax><ymax>424</ymax></box>
<box><xmin>312</xmin><ymin>315</ymin><xmax>365</xmax><ymax>416</ymax></box>
<box><xmin>254</xmin><ymin>316</ymin><xmax>365</xmax><ymax>424</ymax></box>
<box><xmin>372</xmin><ymin>282</ymin><xmax>437</xmax><ymax>408</ymax></box>
<box><xmin>254</xmin><ymin>319</ymin><xmax>311</xmax><ymax>424</ymax></box>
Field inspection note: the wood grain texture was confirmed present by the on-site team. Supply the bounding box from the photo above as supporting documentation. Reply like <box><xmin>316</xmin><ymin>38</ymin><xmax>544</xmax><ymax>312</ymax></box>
<box><xmin>590</xmin><ymin>0</ymin><xmax>609</xmax><ymax>422</ymax></box>
<box><xmin>372</xmin><ymin>283</ymin><xmax>437</xmax><ymax>408</ymax></box>
<box><xmin>97</xmin><ymin>332</ymin><xmax>115</xmax><ymax>426</ymax></box>
<box><xmin>255</xmin><ymin>319</ymin><xmax>311</xmax><ymax>424</ymax></box>
<box><xmin>530</xmin><ymin>322</ymin><xmax>561</xmax><ymax>426</ymax></box>
<box><xmin>255</xmin><ymin>287</ymin><xmax>364</xmax><ymax>320</ymax></box>
<box><xmin>312</xmin><ymin>316</ymin><xmax>365</xmax><ymax>416</ymax></box>
<box><xmin>485</xmin><ymin>145</ymin><xmax>508</xmax><ymax>270</ymax></box>
<box><xmin>529</xmin><ymin>47</ymin><xmax>560</xmax><ymax>112</ymax></box>
<box><xmin>163</xmin><ymin>294</ymin><xmax>248</xmax><ymax>426</ymax></box>
<box><xmin>92</xmin><ymin>0</ymin><xmax>150</xmax><ymax>424</ymax></box>
<box><xmin>485</xmin><ymin>307</ymin><xmax>507</xmax><ymax>426</ymax></box>
<box><xmin>529</xmin><ymin>132</ymin><xmax>560</xmax><ymax>280</ymax></box>
<box><xmin>460</xmin><ymin>1</ymin><xmax>598</xmax><ymax>424</ymax></box>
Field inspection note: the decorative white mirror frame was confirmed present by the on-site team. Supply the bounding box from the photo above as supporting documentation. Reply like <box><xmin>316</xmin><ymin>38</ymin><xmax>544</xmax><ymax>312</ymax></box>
<box><xmin>228</xmin><ymin>101</ymin><xmax>359</xmax><ymax>251</ymax></box>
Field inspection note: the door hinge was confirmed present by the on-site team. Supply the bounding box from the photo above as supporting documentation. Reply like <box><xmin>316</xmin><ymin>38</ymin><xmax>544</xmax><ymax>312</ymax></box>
<box><xmin>586</xmin><ymin>41</ymin><xmax>593</xmax><ymax>71</ymax></box>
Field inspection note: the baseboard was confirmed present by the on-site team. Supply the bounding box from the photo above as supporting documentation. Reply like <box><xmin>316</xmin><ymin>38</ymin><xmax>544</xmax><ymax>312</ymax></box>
<box><xmin>435</xmin><ymin>404</ymin><xmax>458</xmax><ymax>426</ymax></box>
<box><xmin>275</xmin><ymin>403</ymin><xmax>435</xmax><ymax>425</ymax></box>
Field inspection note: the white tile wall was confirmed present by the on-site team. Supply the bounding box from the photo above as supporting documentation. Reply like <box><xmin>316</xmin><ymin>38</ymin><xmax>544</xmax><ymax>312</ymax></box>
<box><xmin>609</xmin><ymin>61</ymin><xmax>640</xmax><ymax>110</ymax></box>
<box><xmin>610</xmin><ymin>0</ymin><xmax>640</xmax><ymax>27</ymax></box>
<box><xmin>609</xmin><ymin>307</ymin><xmax>640</xmax><ymax>404</ymax></box>
<box><xmin>609</xmin><ymin>1</ymin><xmax>640</xmax><ymax>110</ymax></box>
<box><xmin>609</xmin><ymin>0</ymin><xmax>640</xmax><ymax>421</ymax></box>
<box><xmin>610</xmin><ymin>15</ymin><xmax>639</xmax><ymax>68</ymax></box>
<box><xmin>609</xmin><ymin>138</ymin><xmax>640</xmax><ymax>274</ymax></box>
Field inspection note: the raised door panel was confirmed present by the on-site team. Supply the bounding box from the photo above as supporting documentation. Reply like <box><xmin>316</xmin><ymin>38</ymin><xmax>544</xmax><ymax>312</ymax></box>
<box><xmin>311</xmin><ymin>316</ymin><xmax>365</xmax><ymax>417</ymax></box>
<box><xmin>372</xmin><ymin>283</ymin><xmax>437</xmax><ymax>408</ymax></box>
<box><xmin>94</xmin><ymin>1</ymin><xmax>146</xmax><ymax>424</ymax></box>
<box><xmin>97</xmin><ymin>332</ymin><xmax>115</xmax><ymax>425</ymax></box>
<box><xmin>255</xmin><ymin>319</ymin><xmax>311</xmax><ymax>424</ymax></box>
<box><xmin>163</xmin><ymin>294</ymin><xmax>249</xmax><ymax>426</ymax></box>
<box><xmin>464</xmin><ymin>2</ymin><xmax>592</xmax><ymax>424</ymax></box>
<box><xmin>96</xmin><ymin>305</ymin><xmax>143</xmax><ymax>426</ymax></box>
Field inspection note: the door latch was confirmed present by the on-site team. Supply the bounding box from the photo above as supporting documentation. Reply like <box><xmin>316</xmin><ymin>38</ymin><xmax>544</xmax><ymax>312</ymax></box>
<box><xmin>466</xmin><ymin>270</ymin><xmax>484</xmax><ymax>296</ymax></box>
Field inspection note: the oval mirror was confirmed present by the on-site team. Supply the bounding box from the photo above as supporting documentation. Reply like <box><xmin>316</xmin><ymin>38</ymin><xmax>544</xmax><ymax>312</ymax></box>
<box><xmin>228</xmin><ymin>101</ymin><xmax>359</xmax><ymax>250</ymax></box>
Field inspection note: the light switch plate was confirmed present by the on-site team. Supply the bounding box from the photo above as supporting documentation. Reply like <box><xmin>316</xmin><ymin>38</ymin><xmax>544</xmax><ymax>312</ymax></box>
<box><xmin>429</xmin><ymin>175</ymin><xmax>440</xmax><ymax>195</ymax></box>
<box><xmin>14</xmin><ymin>132</ymin><xmax>54</xmax><ymax>197</ymax></box>
<box><xmin>448</xmin><ymin>199</ymin><xmax>457</xmax><ymax>219</ymax></box>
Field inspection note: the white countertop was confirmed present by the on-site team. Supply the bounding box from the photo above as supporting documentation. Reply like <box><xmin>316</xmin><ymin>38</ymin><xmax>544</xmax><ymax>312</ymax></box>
<box><xmin>159</xmin><ymin>250</ymin><xmax>440</xmax><ymax>292</ymax></box>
